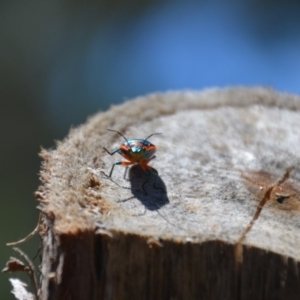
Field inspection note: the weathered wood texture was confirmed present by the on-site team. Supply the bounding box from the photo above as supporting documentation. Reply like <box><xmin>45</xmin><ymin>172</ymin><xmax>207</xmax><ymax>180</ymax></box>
<box><xmin>34</xmin><ymin>88</ymin><xmax>300</xmax><ymax>299</ymax></box>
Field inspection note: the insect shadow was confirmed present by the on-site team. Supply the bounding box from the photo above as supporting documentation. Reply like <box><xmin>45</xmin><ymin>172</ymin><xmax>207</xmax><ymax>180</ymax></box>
<box><xmin>120</xmin><ymin>164</ymin><xmax>169</xmax><ymax>211</ymax></box>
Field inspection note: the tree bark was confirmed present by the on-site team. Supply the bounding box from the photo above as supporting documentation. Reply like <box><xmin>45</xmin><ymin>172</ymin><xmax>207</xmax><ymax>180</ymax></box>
<box><xmin>29</xmin><ymin>88</ymin><xmax>300</xmax><ymax>299</ymax></box>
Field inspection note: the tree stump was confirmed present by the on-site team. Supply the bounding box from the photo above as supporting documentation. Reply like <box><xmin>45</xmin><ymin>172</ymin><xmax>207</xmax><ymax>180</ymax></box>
<box><xmin>11</xmin><ymin>88</ymin><xmax>300</xmax><ymax>299</ymax></box>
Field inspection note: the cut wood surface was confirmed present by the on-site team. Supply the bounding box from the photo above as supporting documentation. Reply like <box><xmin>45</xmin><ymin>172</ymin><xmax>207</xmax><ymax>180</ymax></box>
<box><xmin>23</xmin><ymin>88</ymin><xmax>300</xmax><ymax>299</ymax></box>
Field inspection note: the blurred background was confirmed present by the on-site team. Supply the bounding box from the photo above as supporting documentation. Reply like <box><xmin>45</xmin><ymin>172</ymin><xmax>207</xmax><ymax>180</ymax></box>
<box><xmin>1</xmin><ymin>0</ymin><xmax>300</xmax><ymax>298</ymax></box>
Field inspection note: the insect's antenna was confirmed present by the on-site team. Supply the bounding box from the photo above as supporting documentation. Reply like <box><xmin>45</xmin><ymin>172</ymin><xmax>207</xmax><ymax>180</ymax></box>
<box><xmin>145</xmin><ymin>133</ymin><xmax>162</xmax><ymax>141</ymax></box>
<box><xmin>107</xmin><ymin>129</ymin><xmax>129</xmax><ymax>143</ymax></box>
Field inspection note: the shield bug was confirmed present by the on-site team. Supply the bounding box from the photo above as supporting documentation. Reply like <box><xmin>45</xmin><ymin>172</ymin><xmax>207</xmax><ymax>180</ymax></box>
<box><xmin>103</xmin><ymin>129</ymin><xmax>162</xmax><ymax>194</ymax></box>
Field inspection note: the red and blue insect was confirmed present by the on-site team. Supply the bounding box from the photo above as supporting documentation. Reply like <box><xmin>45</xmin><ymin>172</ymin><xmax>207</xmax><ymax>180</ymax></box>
<box><xmin>103</xmin><ymin>129</ymin><xmax>162</xmax><ymax>194</ymax></box>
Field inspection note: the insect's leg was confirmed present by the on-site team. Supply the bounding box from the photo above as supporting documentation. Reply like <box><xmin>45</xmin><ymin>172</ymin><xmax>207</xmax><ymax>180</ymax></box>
<box><xmin>107</xmin><ymin>161</ymin><xmax>122</xmax><ymax>177</ymax></box>
<box><xmin>111</xmin><ymin>160</ymin><xmax>135</xmax><ymax>177</ymax></box>
<box><xmin>104</xmin><ymin>160</ymin><xmax>134</xmax><ymax>178</ymax></box>
<box><xmin>141</xmin><ymin>169</ymin><xmax>151</xmax><ymax>195</ymax></box>
<box><xmin>150</xmin><ymin>167</ymin><xmax>165</xmax><ymax>192</ymax></box>
<box><xmin>123</xmin><ymin>167</ymin><xmax>129</xmax><ymax>180</ymax></box>
<box><xmin>150</xmin><ymin>167</ymin><xmax>159</xmax><ymax>189</ymax></box>
<box><xmin>121</xmin><ymin>161</ymin><xmax>135</xmax><ymax>180</ymax></box>
<box><xmin>142</xmin><ymin>164</ymin><xmax>165</xmax><ymax>193</ymax></box>
<box><xmin>141</xmin><ymin>162</ymin><xmax>158</xmax><ymax>195</ymax></box>
<box><xmin>103</xmin><ymin>147</ymin><xmax>120</xmax><ymax>156</ymax></box>
<box><xmin>140</xmin><ymin>162</ymin><xmax>154</xmax><ymax>194</ymax></box>
<box><xmin>148</xmin><ymin>155</ymin><xmax>156</xmax><ymax>162</ymax></box>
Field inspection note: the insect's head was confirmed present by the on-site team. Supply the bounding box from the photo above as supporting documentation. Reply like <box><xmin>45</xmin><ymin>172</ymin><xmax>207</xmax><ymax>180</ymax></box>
<box><xmin>106</xmin><ymin>129</ymin><xmax>162</xmax><ymax>153</ymax></box>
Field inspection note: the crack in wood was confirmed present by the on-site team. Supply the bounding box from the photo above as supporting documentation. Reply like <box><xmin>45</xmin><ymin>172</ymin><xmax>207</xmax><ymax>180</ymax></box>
<box><xmin>237</xmin><ymin>166</ymin><xmax>295</xmax><ymax>246</ymax></box>
<box><xmin>234</xmin><ymin>166</ymin><xmax>295</xmax><ymax>299</ymax></box>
